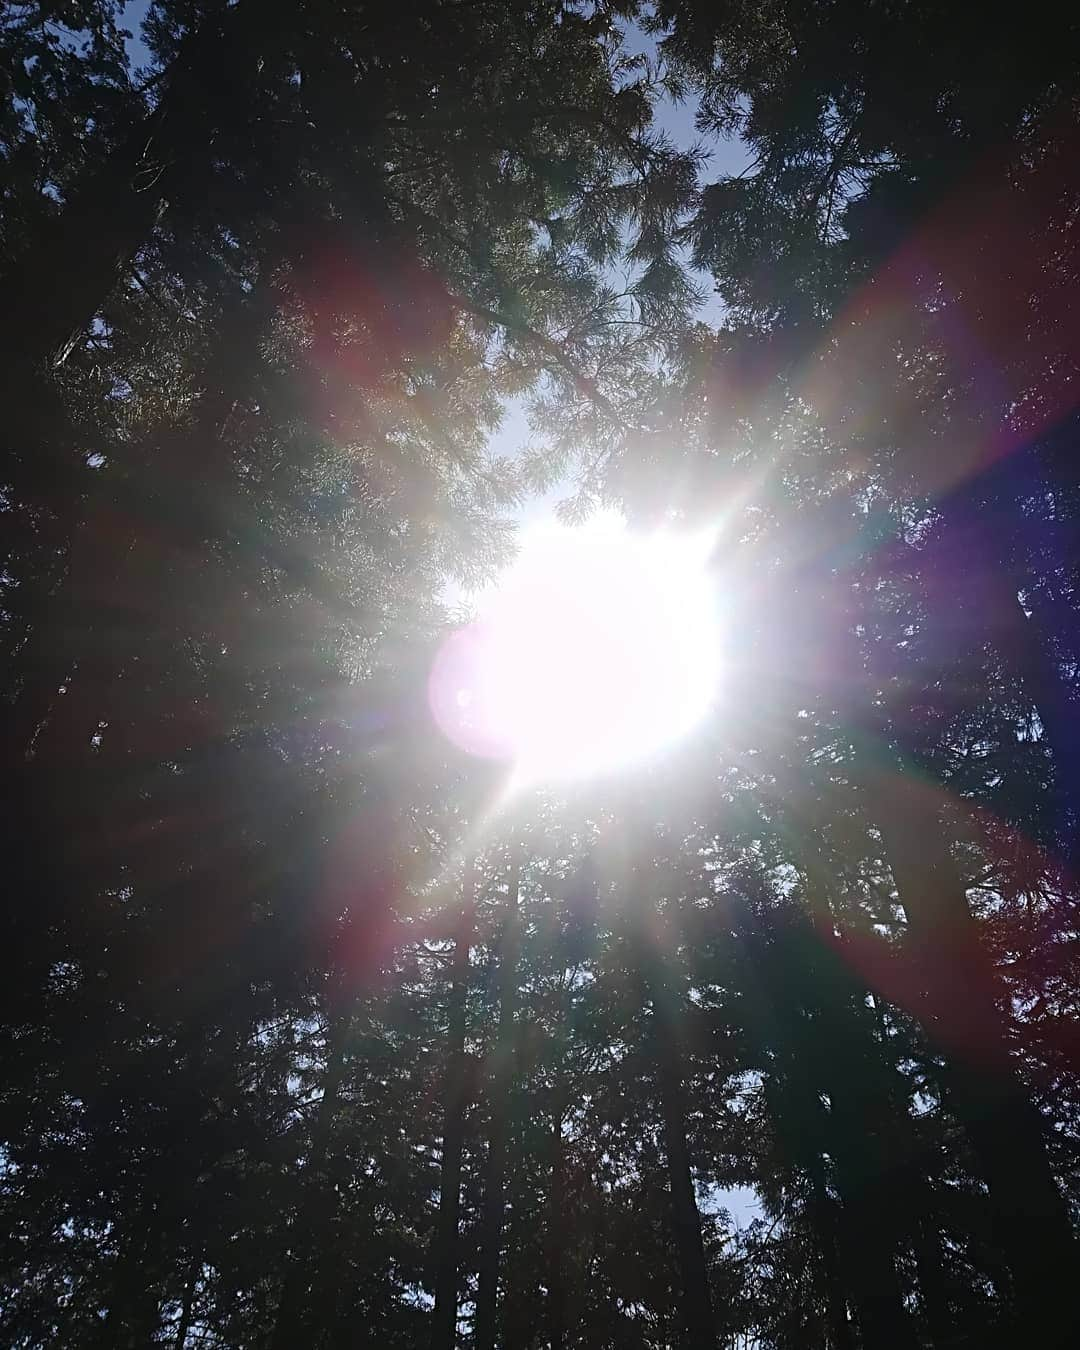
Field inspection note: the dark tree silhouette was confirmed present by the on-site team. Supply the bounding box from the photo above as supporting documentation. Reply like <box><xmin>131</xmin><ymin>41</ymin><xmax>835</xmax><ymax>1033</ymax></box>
<box><xmin>2</xmin><ymin>3</ymin><xmax>1080</xmax><ymax>1348</ymax></box>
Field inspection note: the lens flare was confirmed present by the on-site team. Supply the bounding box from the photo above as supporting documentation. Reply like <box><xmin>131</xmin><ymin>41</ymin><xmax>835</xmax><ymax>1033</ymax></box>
<box><xmin>430</xmin><ymin>513</ymin><xmax>721</xmax><ymax>781</ymax></box>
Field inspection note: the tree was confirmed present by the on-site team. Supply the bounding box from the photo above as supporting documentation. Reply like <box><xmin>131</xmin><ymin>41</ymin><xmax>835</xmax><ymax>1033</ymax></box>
<box><xmin>429</xmin><ymin>856</ymin><xmax>477</xmax><ymax>1350</ymax></box>
<box><xmin>4</xmin><ymin>3</ymin><xmax>1080</xmax><ymax>1348</ymax></box>
<box><xmin>1</xmin><ymin>4</ymin><xmax>703</xmax><ymax>1345</ymax></box>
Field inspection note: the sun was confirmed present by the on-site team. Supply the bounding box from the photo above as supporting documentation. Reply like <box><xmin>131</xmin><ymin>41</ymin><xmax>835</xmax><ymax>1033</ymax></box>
<box><xmin>430</xmin><ymin>512</ymin><xmax>721</xmax><ymax>782</ymax></box>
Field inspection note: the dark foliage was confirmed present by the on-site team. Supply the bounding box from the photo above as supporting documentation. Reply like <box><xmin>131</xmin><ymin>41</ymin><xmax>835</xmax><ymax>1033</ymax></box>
<box><xmin>2</xmin><ymin>3</ymin><xmax>1079</xmax><ymax>1348</ymax></box>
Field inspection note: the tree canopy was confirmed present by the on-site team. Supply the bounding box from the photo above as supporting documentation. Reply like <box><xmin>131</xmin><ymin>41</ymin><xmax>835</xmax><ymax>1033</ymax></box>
<box><xmin>1</xmin><ymin>3</ymin><xmax>1079</xmax><ymax>1348</ymax></box>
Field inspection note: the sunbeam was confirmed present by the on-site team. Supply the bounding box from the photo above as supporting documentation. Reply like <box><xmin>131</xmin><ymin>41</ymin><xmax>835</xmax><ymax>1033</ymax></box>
<box><xmin>430</xmin><ymin>512</ymin><xmax>723</xmax><ymax>783</ymax></box>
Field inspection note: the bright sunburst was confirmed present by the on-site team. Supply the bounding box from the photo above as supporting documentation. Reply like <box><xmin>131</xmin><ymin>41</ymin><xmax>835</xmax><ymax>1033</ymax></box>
<box><xmin>430</xmin><ymin>512</ymin><xmax>721</xmax><ymax>782</ymax></box>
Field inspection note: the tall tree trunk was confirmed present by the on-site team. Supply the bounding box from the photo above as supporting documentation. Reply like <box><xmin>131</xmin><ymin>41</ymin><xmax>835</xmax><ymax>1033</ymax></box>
<box><xmin>0</xmin><ymin>2</ymin><xmax>250</xmax><ymax>382</ymax></box>
<box><xmin>869</xmin><ymin>766</ymin><xmax>1076</xmax><ymax>1345</ymax></box>
<box><xmin>474</xmin><ymin>849</ymin><xmax>522</xmax><ymax>1350</ymax></box>
<box><xmin>807</xmin><ymin>1170</ymin><xmax>855</xmax><ymax>1350</ymax></box>
<box><xmin>546</xmin><ymin>1114</ymin><xmax>568</xmax><ymax>1350</ymax></box>
<box><xmin>911</xmin><ymin>1213</ymin><xmax>955</xmax><ymax>1350</ymax></box>
<box><xmin>429</xmin><ymin>858</ymin><xmax>477</xmax><ymax>1350</ymax></box>
<box><xmin>936</xmin><ymin>473</ymin><xmax>1080</xmax><ymax>862</ymax></box>
<box><xmin>798</xmin><ymin>835</ymin><xmax>915</xmax><ymax>1350</ymax></box>
<box><xmin>818</xmin><ymin>590</ymin><xmax>1077</xmax><ymax>1343</ymax></box>
<box><xmin>871</xmin><ymin>997</ymin><xmax>957</xmax><ymax>1350</ymax></box>
<box><xmin>0</xmin><ymin>278</ymin><xmax>277</xmax><ymax>1036</ymax></box>
<box><xmin>827</xmin><ymin>1083</ymin><xmax>915</xmax><ymax>1350</ymax></box>
<box><xmin>272</xmin><ymin>1009</ymin><xmax>353</xmax><ymax>1350</ymax></box>
<box><xmin>544</xmin><ymin>1060</ymin><xmax>572</xmax><ymax>1350</ymax></box>
<box><xmin>0</xmin><ymin>105</ymin><xmax>167</xmax><ymax>378</ymax></box>
<box><xmin>2</xmin><ymin>269</ymin><xmax>293</xmax><ymax>777</ymax></box>
<box><xmin>174</xmin><ymin>1258</ymin><xmax>200</xmax><ymax>1350</ymax></box>
<box><xmin>778</xmin><ymin>1021</ymin><xmax>909</xmax><ymax>1350</ymax></box>
<box><xmin>985</xmin><ymin>569</ymin><xmax>1080</xmax><ymax>860</ymax></box>
<box><xmin>99</xmin><ymin>1209</ymin><xmax>162</xmax><ymax>1348</ymax></box>
<box><xmin>643</xmin><ymin>954</ymin><xmax>718</xmax><ymax>1350</ymax></box>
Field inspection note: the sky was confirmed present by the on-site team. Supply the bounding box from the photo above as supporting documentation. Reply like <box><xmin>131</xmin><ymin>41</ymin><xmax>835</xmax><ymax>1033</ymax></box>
<box><xmin>492</xmin><ymin>19</ymin><xmax>748</xmax><ymax>523</ymax></box>
<box><xmin>120</xmin><ymin>0</ymin><xmax>152</xmax><ymax>64</ymax></box>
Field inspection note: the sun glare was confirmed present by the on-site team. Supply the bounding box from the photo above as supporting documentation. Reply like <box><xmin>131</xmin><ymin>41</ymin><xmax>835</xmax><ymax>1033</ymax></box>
<box><xmin>430</xmin><ymin>512</ymin><xmax>721</xmax><ymax>782</ymax></box>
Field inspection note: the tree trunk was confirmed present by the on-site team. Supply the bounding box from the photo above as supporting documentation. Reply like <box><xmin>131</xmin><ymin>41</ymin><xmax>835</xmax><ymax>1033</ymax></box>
<box><xmin>870</xmin><ymin>766</ymin><xmax>1076</xmax><ymax>1345</ymax></box>
<box><xmin>1</xmin><ymin>268</ymin><xmax>289</xmax><ymax>778</ymax></box>
<box><xmin>429</xmin><ymin>858</ymin><xmax>477</xmax><ymax>1350</ymax></box>
<box><xmin>935</xmin><ymin>473</ymin><xmax>1080</xmax><ymax>863</ymax></box>
<box><xmin>272</xmin><ymin>1009</ymin><xmax>353</xmax><ymax>1350</ymax></box>
<box><xmin>0</xmin><ymin>278</ymin><xmax>277</xmax><ymax>1033</ymax></box>
<box><xmin>174</xmin><ymin>1258</ymin><xmax>199</xmax><ymax>1350</ymax></box>
<box><xmin>800</xmin><ymin>606</ymin><xmax>1075</xmax><ymax>1341</ymax></box>
<box><xmin>547</xmin><ymin>1116</ymin><xmax>568</xmax><ymax>1350</ymax></box>
<box><xmin>798</xmin><ymin>836</ymin><xmax>914</xmax><ymax>1350</ymax></box>
<box><xmin>911</xmin><ymin>1215</ymin><xmax>955</xmax><ymax>1350</ymax></box>
<box><xmin>0</xmin><ymin>2</ymin><xmax>251</xmax><ymax>382</ymax></box>
<box><xmin>807</xmin><ymin>1171</ymin><xmax>855</xmax><ymax>1350</ymax></box>
<box><xmin>985</xmin><ymin>569</ymin><xmax>1080</xmax><ymax>860</ymax></box>
<box><xmin>99</xmin><ymin>1210</ymin><xmax>162</xmax><ymax>1348</ymax></box>
<box><xmin>0</xmin><ymin>107</ymin><xmax>167</xmax><ymax>378</ymax></box>
<box><xmin>544</xmin><ymin>1059</ymin><xmax>573</xmax><ymax>1350</ymax></box>
<box><xmin>474</xmin><ymin>849</ymin><xmax>522</xmax><ymax>1350</ymax></box>
<box><xmin>643</xmin><ymin>956</ymin><xmax>717</xmax><ymax>1350</ymax></box>
<box><xmin>828</xmin><ymin>1085</ymin><xmax>915</xmax><ymax>1350</ymax></box>
<box><xmin>784</xmin><ymin>1021</ymin><xmax>910</xmax><ymax>1350</ymax></box>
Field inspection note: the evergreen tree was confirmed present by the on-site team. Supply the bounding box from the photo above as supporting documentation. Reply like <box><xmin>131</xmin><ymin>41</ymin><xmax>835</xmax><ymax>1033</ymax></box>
<box><xmin>2</xmin><ymin>3</ymin><xmax>1080</xmax><ymax>1348</ymax></box>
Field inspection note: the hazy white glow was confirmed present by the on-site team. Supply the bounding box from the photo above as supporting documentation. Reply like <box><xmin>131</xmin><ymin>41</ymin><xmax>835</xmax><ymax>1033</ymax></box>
<box><xmin>430</xmin><ymin>513</ymin><xmax>721</xmax><ymax>781</ymax></box>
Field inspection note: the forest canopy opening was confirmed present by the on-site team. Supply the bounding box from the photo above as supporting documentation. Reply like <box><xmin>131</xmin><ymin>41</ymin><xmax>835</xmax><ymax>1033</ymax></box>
<box><xmin>429</xmin><ymin>513</ymin><xmax>722</xmax><ymax>782</ymax></box>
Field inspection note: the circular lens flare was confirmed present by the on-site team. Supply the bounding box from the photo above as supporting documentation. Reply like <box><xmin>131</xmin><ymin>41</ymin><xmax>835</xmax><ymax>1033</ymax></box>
<box><xmin>430</xmin><ymin>513</ymin><xmax>721</xmax><ymax>782</ymax></box>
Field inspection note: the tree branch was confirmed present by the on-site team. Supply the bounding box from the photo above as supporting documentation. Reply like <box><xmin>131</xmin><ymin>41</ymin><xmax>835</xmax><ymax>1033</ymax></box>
<box><xmin>452</xmin><ymin>294</ymin><xmax>633</xmax><ymax>433</ymax></box>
